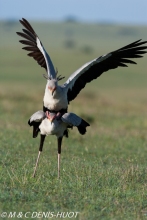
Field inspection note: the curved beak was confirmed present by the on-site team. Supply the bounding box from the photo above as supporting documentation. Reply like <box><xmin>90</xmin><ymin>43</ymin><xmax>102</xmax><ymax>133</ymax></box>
<box><xmin>48</xmin><ymin>86</ymin><xmax>57</xmax><ymax>96</ymax></box>
<box><xmin>50</xmin><ymin>115</ymin><xmax>56</xmax><ymax>123</ymax></box>
<box><xmin>52</xmin><ymin>87</ymin><xmax>56</xmax><ymax>96</ymax></box>
<box><xmin>46</xmin><ymin>111</ymin><xmax>56</xmax><ymax>123</ymax></box>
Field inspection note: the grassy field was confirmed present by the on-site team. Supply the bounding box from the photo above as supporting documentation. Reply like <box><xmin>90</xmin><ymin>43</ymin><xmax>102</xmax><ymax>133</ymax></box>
<box><xmin>0</xmin><ymin>20</ymin><xmax>147</xmax><ymax>219</ymax></box>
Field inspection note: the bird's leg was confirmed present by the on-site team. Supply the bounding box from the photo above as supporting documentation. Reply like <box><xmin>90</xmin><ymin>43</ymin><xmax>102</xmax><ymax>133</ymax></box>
<box><xmin>57</xmin><ymin>137</ymin><xmax>63</xmax><ymax>179</ymax></box>
<box><xmin>33</xmin><ymin>134</ymin><xmax>46</xmax><ymax>178</ymax></box>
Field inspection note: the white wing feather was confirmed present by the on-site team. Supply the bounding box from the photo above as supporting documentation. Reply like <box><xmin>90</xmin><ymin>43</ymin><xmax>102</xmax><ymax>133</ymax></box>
<box><xmin>29</xmin><ymin>110</ymin><xmax>45</xmax><ymax>123</ymax></box>
<box><xmin>61</xmin><ymin>113</ymin><xmax>82</xmax><ymax>126</ymax></box>
<box><xmin>36</xmin><ymin>38</ymin><xmax>56</xmax><ymax>79</ymax></box>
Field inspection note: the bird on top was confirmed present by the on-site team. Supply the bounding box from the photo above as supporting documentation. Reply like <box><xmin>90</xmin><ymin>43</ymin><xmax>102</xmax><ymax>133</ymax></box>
<box><xmin>16</xmin><ymin>18</ymin><xmax>147</xmax><ymax>116</ymax></box>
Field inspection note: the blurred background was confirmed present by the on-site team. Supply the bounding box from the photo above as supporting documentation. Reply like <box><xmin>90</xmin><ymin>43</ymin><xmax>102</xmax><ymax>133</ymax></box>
<box><xmin>0</xmin><ymin>0</ymin><xmax>147</xmax><ymax>24</ymax></box>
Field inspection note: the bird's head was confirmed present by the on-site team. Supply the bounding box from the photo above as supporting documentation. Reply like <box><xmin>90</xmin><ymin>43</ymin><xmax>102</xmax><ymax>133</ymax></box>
<box><xmin>47</xmin><ymin>79</ymin><xmax>58</xmax><ymax>96</ymax></box>
<box><xmin>43</xmin><ymin>71</ymin><xmax>65</xmax><ymax>96</ymax></box>
<box><xmin>46</xmin><ymin>111</ymin><xmax>56</xmax><ymax>123</ymax></box>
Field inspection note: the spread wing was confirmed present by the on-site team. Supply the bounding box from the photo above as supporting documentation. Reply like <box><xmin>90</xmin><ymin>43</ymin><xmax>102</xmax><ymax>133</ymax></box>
<box><xmin>28</xmin><ymin>110</ymin><xmax>45</xmax><ymax>125</ymax></box>
<box><xmin>28</xmin><ymin>110</ymin><xmax>46</xmax><ymax>138</ymax></box>
<box><xmin>63</xmin><ymin>39</ymin><xmax>147</xmax><ymax>103</ymax></box>
<box><xmin>16</xmin><ymin>18</ymin><xmax>56</xmax><ymax>79</ymax></box>
<box><xmin>61</xmin><ymin>113</ymin><xmax>90</xmax><ymax>135</ymax></box>
<box><xmin>61</xmin><ymin>113</ymin><xmax>83</xmax><ymax>126</ymax></box>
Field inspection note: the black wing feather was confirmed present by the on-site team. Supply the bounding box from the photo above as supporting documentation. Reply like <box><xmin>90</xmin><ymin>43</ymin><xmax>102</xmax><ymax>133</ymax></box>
<box><xmin>20</xmin><ymin>18</ymin><xmax>36</xmax><ymax>35</ymax></box>
<box><xmin>22</xmin><ymin>29</ymin><xmax>36</xmax><ymax>41</ymax></box>
<box><xmin>16</xmin><ymin>18</ymin><xmax>47</xmax><ymax>71</ymax></box>
<box><xmin>19</xmin><ymin>40</ymin><xmax>36</xmax><ymax>47</ymax></box>
<box><xmin>67</xmin><ymin>40</ymin><xmax>147</xmax><ymax>102</ymax></box>
<box><xmin>16</xmin><ymin>32</ymin><xmax>36</xmax><ymax>42</ymax></box>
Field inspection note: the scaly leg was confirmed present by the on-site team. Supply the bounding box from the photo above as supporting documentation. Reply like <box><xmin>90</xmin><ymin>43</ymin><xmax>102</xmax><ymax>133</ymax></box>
<box><xmin>57</xmin><ymin>137</ymin><xmax>63</xmax><ymax>179</ymax></box>
<box><xmin>33</xmin><ymin>134</ymin><xmax>46</xmax><ymax>177</ymax></box>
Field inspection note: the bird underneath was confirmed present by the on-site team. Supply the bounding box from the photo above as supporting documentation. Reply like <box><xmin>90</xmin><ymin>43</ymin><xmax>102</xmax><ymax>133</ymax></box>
<box><xmin>28</xmin><ymin>111</ymin><xmax>89</xmax><ymax>178</ymax></box>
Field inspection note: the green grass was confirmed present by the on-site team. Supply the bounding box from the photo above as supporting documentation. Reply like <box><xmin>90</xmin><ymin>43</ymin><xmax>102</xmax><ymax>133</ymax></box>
<box><xmin>0</xmin><ymin>21</ymin><xmax>147</xmax><ymax>219</ymax></box>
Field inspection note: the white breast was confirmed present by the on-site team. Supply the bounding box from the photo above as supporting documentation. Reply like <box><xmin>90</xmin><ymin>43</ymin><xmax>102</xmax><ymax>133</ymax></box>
<box><xmin>43</xmin><ymin>86</ymin><xmax>68</xmax><ymax>111</ymax></box>
<box><xmin>39</xmin><ymin>118</ymin><xmax>67</xmax><ymax>138</ymax></box>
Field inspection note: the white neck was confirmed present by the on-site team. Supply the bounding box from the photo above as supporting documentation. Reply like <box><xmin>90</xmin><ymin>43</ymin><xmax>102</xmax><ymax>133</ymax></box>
<box><xmin>43</xmin><ymin>84</ymin><xmax>68</xmax><ymax>111</ymax></box>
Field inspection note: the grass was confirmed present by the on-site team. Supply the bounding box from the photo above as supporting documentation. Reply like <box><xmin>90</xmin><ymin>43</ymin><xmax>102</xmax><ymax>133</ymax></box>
<box><xmin>0</xmin><ymin>20</ymin><xmax>147</xmax><ymax>219</ymax></box>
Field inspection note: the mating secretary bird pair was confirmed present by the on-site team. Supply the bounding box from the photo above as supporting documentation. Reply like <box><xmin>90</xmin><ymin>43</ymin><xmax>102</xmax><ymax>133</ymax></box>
<box><xmin>17</xmin><ymin>18</ymin><xmax>147</xmax><ymax>178</ymax></box>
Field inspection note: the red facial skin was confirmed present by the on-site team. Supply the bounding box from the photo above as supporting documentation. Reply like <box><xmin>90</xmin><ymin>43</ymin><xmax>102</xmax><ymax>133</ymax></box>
<box><xmin>48</xmin><ymin>86</ymin><xmax>57</xmax><ymax>95</ymax></box>
<box><xmin>45</xmin><ymin>111</ymin><xmax>62</xmax><ymax>122</ymax></box>
<box><xmin>46</xmin><ymin>111</ymin><xmax>56</xmax><ymax>122</ymax></box>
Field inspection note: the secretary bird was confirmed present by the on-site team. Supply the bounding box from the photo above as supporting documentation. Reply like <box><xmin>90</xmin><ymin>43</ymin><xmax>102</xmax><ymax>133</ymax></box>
<box><xmin>16</xmin><ymin>18</ymin><xmax>147</xmax><ymax>115</ymax></box>
<box><xmin>28</xmin><ymin>111</ymin><xmax>89</xmax><ymax>178</ymax></box>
